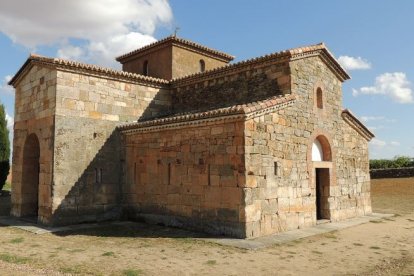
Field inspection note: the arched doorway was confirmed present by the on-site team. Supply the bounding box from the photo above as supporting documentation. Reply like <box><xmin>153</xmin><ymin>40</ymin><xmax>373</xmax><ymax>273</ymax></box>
<box><xmin>312</xmin><ymin>135</ymin><xmax>332</xmax><ymax>220</ymax></box>
<box><xmin>21</xmin><ymin>134</ymin><xmax>40</xmax><ymax>218</ymax></box>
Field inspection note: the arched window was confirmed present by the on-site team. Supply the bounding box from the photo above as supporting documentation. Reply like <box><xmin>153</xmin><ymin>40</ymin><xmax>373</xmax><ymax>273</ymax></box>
<box><xmin>312</xmin><ymin>136</ymin><xmax>332</xmax><ymax>161</ymax></box>
<box><xmin>199</xmin><ymin>59</ymin><xmax>205</xmax><ymax>73</ymax></box>
<box><xmin>316</xmin><ymin>87</ymin><xmax>323</xmax><ymax>109</ymax></box>
<box><xmin>143</xmin><ymin>60</ymin><xmax>149</xmax><ymax>76</ymax></box>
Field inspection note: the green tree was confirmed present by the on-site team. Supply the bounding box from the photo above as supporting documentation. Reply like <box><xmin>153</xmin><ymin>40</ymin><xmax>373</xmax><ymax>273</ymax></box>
<box><xmin>0</xmin><ymin>103</ymin><xmax>10</xmax><ymax>191</ymax></box>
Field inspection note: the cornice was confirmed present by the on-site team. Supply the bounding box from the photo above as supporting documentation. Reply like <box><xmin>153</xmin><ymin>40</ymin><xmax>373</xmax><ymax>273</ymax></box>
<box><xmin>116</xmin><ymin>36</ymin><xmax>235</xmax><ymax>63</ymax></box>
<box><xmin>118</xmin><ymin>94</ymin><xmax>296</xmax><ymax>134</ymax></box>
<box><xmin>171</xmin><ymin>43</ymin><xmax>350</xmax><ymax>88</ymax></box>
<box><xmin>8</xmin><ymin>54</ymin><xmax>169</xmax><ymax>88</ymax></box>
<box><xmin>342</xmin><ymin>109</ymin><xmax>375</xmax><ymax>141</ymax></box>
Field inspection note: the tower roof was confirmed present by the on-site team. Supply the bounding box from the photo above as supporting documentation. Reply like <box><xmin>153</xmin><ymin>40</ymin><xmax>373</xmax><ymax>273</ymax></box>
<box><xmin>116</xmin><ymin>36</ymin><xmax>235</xmax><ymax>63</ymax></box>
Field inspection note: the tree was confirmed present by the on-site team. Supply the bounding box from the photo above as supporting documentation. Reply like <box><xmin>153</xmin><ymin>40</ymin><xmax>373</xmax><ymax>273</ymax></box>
<box><xmin>0</xmin><ymin>103</ymin><xmax>10</xmax><ymax>191</ymax></box>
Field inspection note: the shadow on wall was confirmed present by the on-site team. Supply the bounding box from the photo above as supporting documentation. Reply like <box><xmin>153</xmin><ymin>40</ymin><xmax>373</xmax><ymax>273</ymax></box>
<box><xmin>51</xmin><ymin>129</ymin><xmax>123</xmax><ymax>226</ymax></box>
<box><xmin>13</xmin><ymin>66</ymin><xmax>287</xmax><ymax>237</ymax></box>
<box><xmin>171</xmin><ymin>72</ymin><xmax>284</xmax><ymax>115</ymax></box>
<box><xmin>48</xmin><ymin>72</ymin><xmax>284</xmax><ymax>234</ymax></box>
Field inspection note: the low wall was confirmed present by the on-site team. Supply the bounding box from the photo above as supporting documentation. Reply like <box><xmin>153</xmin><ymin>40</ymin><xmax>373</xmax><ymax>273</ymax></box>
<box><xmin>370</xmin><ymin>167</ymin><xmax>414</xmax><ymax>179</ymax></box>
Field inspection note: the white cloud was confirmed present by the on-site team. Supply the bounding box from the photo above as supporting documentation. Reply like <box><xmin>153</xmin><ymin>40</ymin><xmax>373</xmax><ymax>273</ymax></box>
<box><xmin>390</xmin><ymin>141</ymin><xmax>400</xmax><ymax>146</ymax></box>
<box><xmin>0</xmin><ymin>75</ymin><xmax>13</xmax><ymax>95</ymax></box>
<box><xmin>367</xmin><ymin>125</ymin><xmax>384</xmax><ymax>131</ymax></box>
<box><xmin>57</xmin><ymin>45</ymin><xmax>85</xmax><ymax>60</ymax></box>
<box><xmin>5</xmin><ymin>112</ymin><xmax>13</xmax><ymax>133</ymax></box>
<box><xmin>360</xmin><ymin>116</ymin><xmax>385</xmax><ymax>123</ymax></box>
<box><xmin>0</xmin><ymin>0</ymin><xmax>173</xmax><ymax>67</ymax></box>
<box><xmin>352</xmin><ymin>72</ymin><xmax>414</xmax><ymax>104</ymax></box>
<box><xmin>338</xmin><ymin>56</ymin><xmax>371</xmax><ymax>70</ymax></box>
<box><xmin>5</xmin><ymin>112</ymin><xmax>14</xmax><ymax>160</ymax></box>
<box><xmin>370</xmin><ymin>138</ymin><xmax>386</xmax><ymax>147</ymax></box>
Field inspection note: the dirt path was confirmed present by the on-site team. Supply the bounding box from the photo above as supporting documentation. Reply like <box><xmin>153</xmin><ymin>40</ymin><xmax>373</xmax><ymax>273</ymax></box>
<box><xmin>0</xmin><ymin>177</ymin><xmax>412</xmax><ymax>275</ymax></box>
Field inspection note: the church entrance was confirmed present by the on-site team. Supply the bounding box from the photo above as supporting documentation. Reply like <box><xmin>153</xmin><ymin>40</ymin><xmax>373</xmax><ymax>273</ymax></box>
<box><xmin>21</xmin><ymin>134</ymin><xmax>40</xmax><ymax>218</ymax></box>
<box><xmin>315</xmin><ymin>168</ymin><xmax>330</xmax><ymax>220</ymax></box>
<box><xmin>311</xmin><ymin>135</ymin><xmax>332</xmax><ymax>221</ymax></box>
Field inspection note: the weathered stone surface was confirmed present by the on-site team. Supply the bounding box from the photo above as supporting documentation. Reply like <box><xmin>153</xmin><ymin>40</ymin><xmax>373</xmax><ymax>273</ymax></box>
<box><xmin>10</xmin><ymin>38</ymin><xmax>372</xmax><ymax>238</ymax></box>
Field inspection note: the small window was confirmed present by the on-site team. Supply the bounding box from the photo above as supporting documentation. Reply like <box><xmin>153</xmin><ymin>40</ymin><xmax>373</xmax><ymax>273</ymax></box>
<box><xmin>199</xmin><ymin>59</ymin><xmax>205</xmax><ymax>73</ymax></box>
<box><xmin>274</xmin><ymin>162</ymin><xmax>278</xmax><ymax>176</ymax></box>
<box><xmin>316</xmin><ymin>87</ymin><xmax>323</xmax><ymax>109</ymax></box>
<box><xmin>143</xmin><ymin>60</ymin><xmax>149</xmax><ymax>76</ymax></box>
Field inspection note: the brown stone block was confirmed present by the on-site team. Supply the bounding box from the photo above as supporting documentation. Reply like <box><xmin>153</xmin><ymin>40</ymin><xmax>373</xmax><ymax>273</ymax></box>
<box><xmin>221</xmin><ymin>187</ymin><xmax>242</xmax><ymax>205</ymax></box>
<box><xmin>203</xmin><ymin>186</ymin><xmax>221</xmax><ymax>204</ymax></box>
<box><xmin>211</xmin><ymin>126</ymin><xmax>224</xmax><ymax>135</ymax></box>
<box><xmin>89</xmin><ymin>111</ymin><xmax>102</xmax><ymax>119</ymax></box>
<box><xmin>245</xmin><ymin>175</ymin><xmax>257</xmax><ymax>188</ymax></box>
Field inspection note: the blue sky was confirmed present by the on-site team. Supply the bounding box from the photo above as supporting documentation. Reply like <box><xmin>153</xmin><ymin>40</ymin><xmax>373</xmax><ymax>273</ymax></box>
<box><xmin>0</xmin><ymin>0</ymin><xmax>413</xmax><ymax>159</ymax></box>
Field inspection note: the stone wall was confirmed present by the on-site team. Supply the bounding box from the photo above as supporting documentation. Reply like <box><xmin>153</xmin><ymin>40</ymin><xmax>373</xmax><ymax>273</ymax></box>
<box><xmin>370</xmin><ymin>168</ymin><xmax>414</xmax><ymax>179</ymax></box>
<box><xmin>171</xmin><ymin>46</ymin><xmax>228</xmax><ymax>79</ymax></box>
<box><xmin>171</xmin><ymin>62</ymin><xmax>290</xmax><ymax>114</ymax></box>
<box><xmin>11</xmin><ymin>65</ymin><xmax>56</xmax><ymax>223</ymax></box>
<box><xmin>120</xmin><ymin>44</ymin><xmax>229</xmax><ymax>80</ymax></box>
<box><xmin>121</xmin><ymin>46</ymin><xmax>173</xmax><ymax>80</ymax></box>
<box><xmin>241</xmin><ymin>56</ymin><xmax>371</xmax><ymax>237</ymax></box>
<box><xmin>123</xmin><ymin>119</ymin><xmax>247</xmax><ymax>237</ymax></box>
<box><xmin>50</xmin><ymin>70</ymin><xmax>171</xmax><ymax>225</ymax></box>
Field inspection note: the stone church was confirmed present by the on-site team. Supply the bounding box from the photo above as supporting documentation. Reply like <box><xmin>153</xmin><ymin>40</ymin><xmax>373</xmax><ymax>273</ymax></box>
<box><xmin>8</xmin><ymin>36</ymin><xmax>374</xmax><ymax>238</ymax></box>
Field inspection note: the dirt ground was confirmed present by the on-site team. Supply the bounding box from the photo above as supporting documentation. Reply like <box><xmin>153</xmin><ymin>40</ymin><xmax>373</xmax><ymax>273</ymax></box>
<box><xmin>0</xmin><ymin>177</ymin><xmax>413</xmax><ymax>276</ymax></box>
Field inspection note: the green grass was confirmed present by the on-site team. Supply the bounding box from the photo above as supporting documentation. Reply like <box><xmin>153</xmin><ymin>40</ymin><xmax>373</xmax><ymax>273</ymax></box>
<box><xmin>59</xmin><ymin>266</ymin><xmax>84</xmax><ymax>275</ymax></box>
<box><xmin>9</xmin><ymin>237</ymin><xmax>24</xmax><ymax>244</ymax></box>
<box><xmin>0</xmin><ymin>253</ymin><xmax>29</xmax><ymax>264</ymax></box>
<box><xmin>205</xmin><ymin>260</ymin><xmax>217</xmax><ymax>265</ymax></box>
<box><xmin>68</xmin><ymin>248</ymin><xmax>85</xmax><ymax>253</ymax></box>
<box><xmin>370</xmin><ymin>246</ymin><xmax>381</xmax><ymax>250</ymax></box>
<box><xmin>102</xmin><ymin>251</ymin><xmax>115</xmax><ymax>257</ymax></box>
<box><xmin>122</xmin><ymin>269</ymin><xmax>143</xmax><ymax>276</ymax></box>
<box><xmin>2</xmin><ymin>181</ymin><xmax>11</xmax><ymax>192</ymax></box>
<box><xmin>353</xmin><ymin>243</ymin><xmax>364</xmax><ymax>246</ymax></box>
<box><xmin>324</xmin><ymin>232</ymin><xmax>338</xmax><ymax>239</ymax></box>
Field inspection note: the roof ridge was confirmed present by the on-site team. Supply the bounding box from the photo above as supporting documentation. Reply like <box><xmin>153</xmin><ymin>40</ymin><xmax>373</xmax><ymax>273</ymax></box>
<box><xmin>342</xmin><ymin>109</ymin><xmax>375</xmax><ymax>141</ymax></box>
<box><xmin>170</xmin><ymin>42</ymin><xmax>349</xmax><ymax>85</ymax></box>
<box><xmin>8</xmin><ymin>54</ymin><xmax>169</xmax><ymax>86</ymax></box>
<box><xmin>116</xmin><ymin>36</ymin><xmax>235</xmax><ymax>62</ymax></box>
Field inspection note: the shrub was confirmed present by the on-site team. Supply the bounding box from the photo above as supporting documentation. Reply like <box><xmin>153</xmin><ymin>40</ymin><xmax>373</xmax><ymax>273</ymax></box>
<box><xmin>370</xmin><ymin>156</ymin><xmax>414</xmax><ymax>169</ymax></box>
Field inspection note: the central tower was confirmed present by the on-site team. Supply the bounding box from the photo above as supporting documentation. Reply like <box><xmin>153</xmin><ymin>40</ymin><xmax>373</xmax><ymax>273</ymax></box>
<box><xmin>116</xmin><ymin>36</ymin><xmax>234</xmax><ymax>80</ymax></box>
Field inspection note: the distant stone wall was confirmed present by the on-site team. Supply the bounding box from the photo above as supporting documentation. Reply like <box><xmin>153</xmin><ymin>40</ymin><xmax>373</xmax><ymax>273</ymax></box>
<box><xmin>370</xmin><ymin>168</ymin><xmax>414</xmax><ymax>179</ymax></box>
<box><xmin>123</xmin><ymin>119</ymin><xmax>247</xmax><ymax>238</ymax></box>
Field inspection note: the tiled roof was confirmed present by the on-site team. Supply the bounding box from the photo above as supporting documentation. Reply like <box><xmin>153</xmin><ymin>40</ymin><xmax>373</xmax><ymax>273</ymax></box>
<box><xmin>171</xmin><ymin>43</ymin><xmax>350</xmax><ymax>86</ymax></box>
<box><xmin>116</xmin><ymin>36</ymin><xmax>235</xmax><ymax>62</ymax></box>
<box><xmin>118</xmin><ymin>94</ymin><xmax>296</xmax><ymax>132</ymax></box>
<box><xmin>8</xmin><ymin>54</ymin><xmax>169</xmax><ymax>87</ymax></box>
<box><xmin>342</xmin><ymin>109</ymin><xmax>375</xmax><ymax>141</ymax></box>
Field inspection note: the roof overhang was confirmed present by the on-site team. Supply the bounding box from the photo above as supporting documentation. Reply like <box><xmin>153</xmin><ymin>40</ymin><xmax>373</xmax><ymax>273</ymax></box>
<box><xmin>342</xmin><ymin>109</ymin><xmax>375</xmax><ymax>141</ymax></box>
<box><xmin>118</xmin><ymin>94</ymin><xmax>296</xmax><ymax>134</ymax></box>
<box><xmin>8</xmin><ymin>54</ymin><xmax>169</xmax><ymax>88</ymax></box>
<box><xmin>116</xmin><ymin>36</ymin><xmax>235</xmax><ymax>64</ymax></box>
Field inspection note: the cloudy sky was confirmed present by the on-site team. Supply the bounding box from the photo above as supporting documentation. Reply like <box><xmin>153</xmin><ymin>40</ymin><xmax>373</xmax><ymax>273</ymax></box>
<box><xmin>0</xmin><ymin>0</ymin><xmax>413</xmax><ymax>159</ymax></box>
